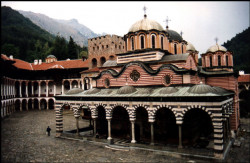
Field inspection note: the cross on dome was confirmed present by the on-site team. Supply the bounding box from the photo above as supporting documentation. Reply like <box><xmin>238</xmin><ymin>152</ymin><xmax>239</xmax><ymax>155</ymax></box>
<box><xmin>143</xmin><ymin>5</ymin><xmax>147</xmax><ymax>18</ymax></box>
<box><xmin>164</xmin><ymin>16</ymin><xmax>171</xmax><ymax>29</ymax></box>
<box><xmin>180</xmin><ymin>31</ymin><xmax>183</xmax><ymax>37</ymax></box>
<box><xmin>215</xmin><ymin>37</ymin><xmax>219</xmax><ymax>44</ymax></box>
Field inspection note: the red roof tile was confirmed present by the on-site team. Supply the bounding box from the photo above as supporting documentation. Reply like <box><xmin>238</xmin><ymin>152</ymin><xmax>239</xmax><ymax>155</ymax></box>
<box><xmin>81</xmin><ymin>67</ymin><xmax>100</xmax><ymax>73</ymax></box>
<box><xmin>238</xmin><ymin>74</ymin><xmax>250</xmax><ymax>83</ymax></box>
<box><xmin>13</xmin><ymin>58</ymin><xmax>33</xmax><ymax>70</ymax></box>
<box><xmin>31</xmin><ymin>59</ymin><xmax>89</xmax><ymax>70</ymax></box>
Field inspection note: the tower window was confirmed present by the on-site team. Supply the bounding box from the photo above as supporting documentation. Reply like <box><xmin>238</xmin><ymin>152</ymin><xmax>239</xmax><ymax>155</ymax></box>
<box><xmin>181</xmin><ymin>44</ymin><xmax>184</xmax><ymax>54</ymax></box>
<box><xmin>131</xmin><ymin>37</ymin><xmax>134</xmax><ymax>50</ymax></box>
<box><xmin>226</xmin><ymin>56</ymin><xmax>229</xmax><ymax>66</ymax></box>
<box><xmin>152</xmin><ymin>35</ymin><xmax>155</xmax><ymax>49</ymax></box>
<box><xmin>174</xmin><ymin>44</ymin><xmax>177</xmax><ymax>54</ymax></box>
<box><xmin>210</xmin><ymin>56</ymin><xmax>213</xmax><ymax>67</ymax></box>
<box><xmin>218</xmin><ymin>55</ymin><xmax>221</xmax><ymax>66</ymax></box>
<box><xmin>140</xmin><ymin>35</ymin><xmax>144</xmax><ymax>49</ymax></box>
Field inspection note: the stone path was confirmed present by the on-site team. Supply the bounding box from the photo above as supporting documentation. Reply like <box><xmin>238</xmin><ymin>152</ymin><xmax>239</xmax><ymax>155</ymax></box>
<box><xmin>1</xmin><ymin>110</ymin><xmax>250</xmax><ymax>162</ymax></box>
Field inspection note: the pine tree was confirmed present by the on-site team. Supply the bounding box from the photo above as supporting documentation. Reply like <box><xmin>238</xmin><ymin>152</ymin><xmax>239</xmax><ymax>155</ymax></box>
<box><xmin>67</xmin><ymin>36</ymin><xmax>77</xmax><ymax>59</ymax></box>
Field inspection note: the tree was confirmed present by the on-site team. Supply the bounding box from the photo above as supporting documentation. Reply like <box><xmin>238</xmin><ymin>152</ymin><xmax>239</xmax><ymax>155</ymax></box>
<box><xmin>67</xmin><ymin>36</ymin><xmax>77</xmax><ymax>59</ymax></box>
<box><xmin>1</xmin><ymin>43</ymin><xmax>20</xmax><ymax>58</ymax></box>
<box><xmin>79</xmin><ymin>50</ymin><xmax>88</xmax><ymax>60</ymax></box>
<box><xmin>51</xmin><ymin>35</ymin><xmax>68</xmax><ymax>60</ymax></box>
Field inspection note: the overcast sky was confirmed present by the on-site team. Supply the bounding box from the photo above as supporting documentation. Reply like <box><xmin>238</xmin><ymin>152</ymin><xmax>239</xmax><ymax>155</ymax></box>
<box><xmin>1</xmin><ymin>1</ymin><xmax>249</xmax><ymax>54</ymax></box>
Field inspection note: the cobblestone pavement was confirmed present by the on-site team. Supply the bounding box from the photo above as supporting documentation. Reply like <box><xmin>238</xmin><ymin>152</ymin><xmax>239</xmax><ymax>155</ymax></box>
<box><xmin>1</xmin><ymin>110</ymin><xmax>250</xmax><ymax>162</ymax></box>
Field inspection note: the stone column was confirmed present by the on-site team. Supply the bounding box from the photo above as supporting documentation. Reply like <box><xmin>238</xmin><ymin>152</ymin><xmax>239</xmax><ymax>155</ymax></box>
<box><xmin>53</xmin><ymin>84</ymin><xmax>56</xmax><ymax>96</ymax></box>
<box><xmin>81</xmin><ymin>79</ymin><xmax>84</xmax><ymax>90</ymax></box>
<box><xmin>38</xmin><ymin>101</ymin><xmax>41</xmax><ymax>110</ymax></box>
<box><xmin>178</xmin><ymin>125</ymin><xmax>183</xmax><ymax>148</ymax></box>
<box><xmin>31</xmin><ymin>82</ymin><xmax>34</xmax><ymax>96</ymax></box>
<box><xmin>93</xmin><ymin>118</ymin><xmax>97</xmax><ymax>135</ymax></box>
<box><xmin>61</xmin><ymin>81</ymin><xmax>64</xmax><ymax>95</ymax></box>
<box><xmin>131</xmin><ymin>120</ymin><xmax>136</xmax><ymax>143</ymax></box>
<box><xmin>38</xmin><ymin>81</ymin><xmax>41</xmax><ymax>97</ymax></box>
<box><xmin>19</xmin><ymin>81</ymin><xmax>22</xmax><ymax>97</ymax></box>
<box><xmin>25</xmin><ymin>81</ymin><xmax>28</xmax><ymax>97</ymax></box>
<box><xmin>69</xmin><ymin>80</ymin><xmax>72</xmax><ymax>90</ymax></box>
<box><xmin>150</xmin><ymin>122</ymin><xmax>154</xmax><ymax>145</ymax></box>
<box><xmin>26</xmin><ymin>101</ymin><xmax>29</xmax><ymax>111</ymax></box>
<box><xmin>73</xmin><ymin>108</ymin><xmax>80</xmax><ymax>136</ymax></box>
<box><xmin>107</xmin><ymin>118</ymin><xmax>113</xmax><ymax>144</ymax></box>
<box><xmin>47</xmin><ymin>100</ymin><xmax>49</xmax><ymax>110</ymax></box>
<box><xmin>32</xmin><ymin>100</ymin><xmax>34</xmax><ymax>109</ymax></box>
<box><xmin>46</xmin><ymin>81</ymin><xmax>49</xmax><ymax>97</ymax></box>
<box><xmin>78</xmin><ymin>80</ymin><xmax>81</xmax><ymax>88</ymax></box>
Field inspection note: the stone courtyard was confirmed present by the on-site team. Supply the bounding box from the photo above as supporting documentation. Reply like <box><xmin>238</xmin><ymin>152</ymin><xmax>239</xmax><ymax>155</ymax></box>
<box><xmin>1</xmin><ymin>110</ymin><xmax>249</xmax><ymax>162</ymax></box>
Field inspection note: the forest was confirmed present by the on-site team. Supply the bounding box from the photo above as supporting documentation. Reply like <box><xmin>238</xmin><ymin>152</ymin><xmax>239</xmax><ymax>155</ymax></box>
<box><xmin>1</xmin><ymin>6</ymin><xmax>88</xmax><ymax>62</ymax></box>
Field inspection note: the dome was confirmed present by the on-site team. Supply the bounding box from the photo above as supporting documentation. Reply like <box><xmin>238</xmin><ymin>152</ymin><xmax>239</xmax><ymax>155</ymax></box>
<box><xmin>129</xmin><ymin>16</ymin><xmax>164</xmax><ymax>32</ymax></box>
<box><xmin>84</xmin><ymin>88</ymin><xmax>101</xmax><ymax>94</ymax></box>
<box><xmin>159</xmin><ymin>87</ymin><xmax>179</xmax><ymax>94</ymax></box>
<box><xmin>117</xmin><ymin>85</ymin><xmax>136</xmax><ymax>94</ymax></box>
<box><xmin>167</xmin><ymin>30</ymin><xmax>183</xmax><ymax>42</ymax></box>
<box><xmin>186</xmin><ymin>42</ymin><xmax>196</xmax><ymax>52</ymax></box>
<box><xmin>98</xmin><ymin>89</ymin><xmax>113</xmax><ymax>95</ymax></box>
<box><xmin>47</xmin><ymin>55</ymin><xmax>56</xmax><ymax>58</ymax></box>
<box><xmin>137</xmin><ymin>88</ymin><xmax>153</xmax><ymax>94</ymax></box>
<box><xmin>102</xmin><ymin>60</ymin><xmax>117</xmax><ymax>67</ymax></box>
<box><xmin>187</xmin><ymin>84</ymin><xmax>217</xmax><ymax>94</ymax></box>
<box><xmin>206</xmin><ymin>44</ymin><xmax>227</xmax><ymax>53</ymax></box>
<box><xmin>65</xmin><ymin>88</ymin><xmax>84</xmax><ymax>95</ymax></box>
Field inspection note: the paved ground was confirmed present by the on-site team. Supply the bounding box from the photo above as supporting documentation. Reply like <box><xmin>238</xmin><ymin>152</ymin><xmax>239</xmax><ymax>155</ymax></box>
<box><xmin>1</xmin><ymin>110</ymin><xmax>250</xmax><ymax>162</ymax></box>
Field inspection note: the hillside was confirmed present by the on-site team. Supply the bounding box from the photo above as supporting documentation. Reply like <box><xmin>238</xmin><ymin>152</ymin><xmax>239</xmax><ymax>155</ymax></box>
<box><xmin>223</xmin><ymin>27</ymin><xmax>250</xmax><ymax>73</ymax></box>
<box><xmin>18</xmin><ymin>10</ymin><xmax>99</xmax><ymax>47</ymax></box>
<box><xmin>1</xmin><ymin>6</ymin><xmax>55</xmax><ymax>62</ymax></box>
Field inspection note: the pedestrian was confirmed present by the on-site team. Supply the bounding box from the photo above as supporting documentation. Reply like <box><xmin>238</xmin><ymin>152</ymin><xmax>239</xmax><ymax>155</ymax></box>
<box><xmin>46</xmin><ymin>126</ymin><xmax>51</xmax><ymax>136</ymax></box>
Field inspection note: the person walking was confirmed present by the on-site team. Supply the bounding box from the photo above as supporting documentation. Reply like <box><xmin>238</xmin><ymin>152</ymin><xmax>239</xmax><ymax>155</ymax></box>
<box><xmin>46</xmin><ymin>126</ymin><xmax>51</xmax><ymax>136</ymax></box>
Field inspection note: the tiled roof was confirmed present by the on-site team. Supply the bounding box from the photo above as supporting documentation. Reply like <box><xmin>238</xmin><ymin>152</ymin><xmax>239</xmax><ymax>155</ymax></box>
<box><xmin>238</xmin><ymin>74</ymin><xmax>250</xmax><ymax>83</ymax></box>
<box><xmin>1</xmin><ymin>54</ymin><xmax>89</xmax><ymax>70</ymax></box>
<box><xmin>81</xmin><ymin>67</ymin><xmax>100</xmax><ymax>73</ymax></box>
<box><xmin>31</xmin><ymin>59</ymin><xmax>89</xmax><ymax>70</ymax></box>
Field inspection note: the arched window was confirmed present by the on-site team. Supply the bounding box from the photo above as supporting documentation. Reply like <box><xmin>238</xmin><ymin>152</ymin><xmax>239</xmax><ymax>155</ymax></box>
<box><xmin>92</xmin><ymin>58</ymin><xmax>97</xmax><ymax>68</ymax></box>
<box><xmin>161</xmin><ymin>36</ymin><xmax>164</xmax><ymax>49</ymax></box>
<box><xmin>174</xmin><ymin>44</ymin><xmax>177</xmax><ymax>54</ymax></box>
<box><xmin>140</xmin><ymin>35</ymin><xmax>144</xmax><ymax>49</ymax></box>
<box><xmin>218</xmin><ymin>55</ymin><xmax>221</xmax><ymax>66</ymax></box>
<box><xmin>181</xmin><ymin>44</ymin><xmax>184</xmax><ymax>54</ymax></box>
<box><xmin>131</xmin><ymin>37</ymin><xmax>134</xmax><ymax>50</ymax></box>
<box><xmin>210</xmin><ymin>56</ymin><xmax>212</xmax><ymax>67</ymax></box>
<box><xmin>226</xmin><ymin>56</ymin><xmax>229</xmax><ymax>66</ymax></box>
<box><xmin>152</xmin><ymin>35</ymin><xmax>155</xmax><ymax>49</ymax></box>
<box><xmin>100</xmin><ymin>57</ymin><xmax>106</xmax><ymax>66</ymax></box>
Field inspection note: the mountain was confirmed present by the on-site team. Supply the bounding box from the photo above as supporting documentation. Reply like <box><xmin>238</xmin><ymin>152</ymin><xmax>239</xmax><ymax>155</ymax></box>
<box><xmin>1</xmin><ymin>6</ymin><xmax>55</xmax><ymax>61</ymax></box>
<box><xmin>222</xmin><ymin>27</ymin><xmax>250</xmax><ymax>73</ymax></box>
<box><xmin>18</xmin><ymin>10</ymin><xmax>99</xmax><ymax>47</ymax></box>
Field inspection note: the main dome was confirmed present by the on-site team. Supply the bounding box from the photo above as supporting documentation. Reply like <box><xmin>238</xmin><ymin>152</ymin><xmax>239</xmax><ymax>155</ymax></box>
<box><xmin>206</xmin><ymin>44</ymin><xmax>227</xmax><ymax>53</ymax></box>
<box><xmin>129</xmin><ymin>16</ymin><xmax>164</xmax><ymax>32</ymax></box>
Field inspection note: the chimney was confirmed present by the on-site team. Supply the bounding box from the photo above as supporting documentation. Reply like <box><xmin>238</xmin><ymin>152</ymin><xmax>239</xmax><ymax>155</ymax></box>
<box><xmin>34</xmin><ymin>60</ymin><xmax>38</xmax><ymax>65</ymax></box>
<box><xmin>9</xmin><ymin>55</ymin><xmax>13</xmax><ymax>60</ymax></box>
<box><xmin>38</xmin><ymin>59</ymin><xmax>42</xmax><ymax>65</ymax></box>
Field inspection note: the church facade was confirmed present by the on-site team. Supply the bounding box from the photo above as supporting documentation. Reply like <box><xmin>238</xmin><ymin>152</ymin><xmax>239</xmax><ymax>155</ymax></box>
<box><xmin>54</xmin><ymin>13</ymin><xmax>239</xmax><ymax>158</ymax></box>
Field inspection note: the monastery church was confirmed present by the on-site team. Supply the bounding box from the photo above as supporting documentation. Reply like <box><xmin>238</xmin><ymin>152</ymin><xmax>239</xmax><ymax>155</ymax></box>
<box><xmin>1</xmin><ymin>10</ymin><xmax>239</xmax><ymax>159</ymax></box>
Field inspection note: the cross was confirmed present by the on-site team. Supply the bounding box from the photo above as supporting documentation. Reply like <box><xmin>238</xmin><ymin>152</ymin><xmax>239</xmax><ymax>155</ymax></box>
<box><xmin>215</xmin><ymin>37</ymin><xmax>218</xmax><ymax>44</ymax></box>
<box><xmin>143</xmin><ymin>5</ymin><xmax>147</xmax><ymax>15</ymax></box>
<box><xmin>164</xmin><ymin>16</ymin><xmax>171</xmax><ymax>27</ymax></box>
<box><xmin>180</xmin><ymin>31</ymin><xmax>183</xmax><ymax>37</ymax></box>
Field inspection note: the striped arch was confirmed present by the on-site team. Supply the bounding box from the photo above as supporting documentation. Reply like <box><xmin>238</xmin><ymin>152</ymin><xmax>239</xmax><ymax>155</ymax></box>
<box><xmin>182</xmin><ymin>105</ymin><xmax>212</xmax><ymax>119</ymax></box>
<box><xmin>147</xmin><ymin>105</ymin><xmax>175</xmax><ymax>122</ymax></box>
<box><xmin>109</xmin><ymin>103</ymin><xmax>129</xmax><ymax>119</ymax></box>
<box><xmin>94</xmin><ymin>103</ymin><xmax>107</xmax><ymax>108</ymax></box>
<box><xmin>59</xmin><ymin>102</ymin><xmax>72</xmax><ymax>111</ymax></box>
<box><xmin>132</xmin><ymin>104</ymin><xmax>149</xmax><ymax>121</ymax></box>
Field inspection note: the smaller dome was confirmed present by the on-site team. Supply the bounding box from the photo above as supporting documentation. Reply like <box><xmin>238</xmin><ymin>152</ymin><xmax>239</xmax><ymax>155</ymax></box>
<box><xmin>47</xmin><ymin>55</ymin><xmax>56</xmax><ymax>58</ymax></box>
<box><xmin>117</xmin><ymin>85</ymin><xmax>136</xmax><ymax>94</ymax></box>
<box><xmin>65</xmin><ymin>88</ymin><xmax>84</xmax><ymax>95</ymax></box>
<box><xmin>188</xmin><ymin>84</ymin><xmax>216</xmax><ymax>94</ymax></box>
<box><xmin>159</xmin><ymin>87</ymin><xmax>179</xmax><ymax>94</ymax></box>
<box><xmin>206</xmin><ymin>44</ymin><xmax>227</xmax><ymax>53</ymax></box>
<box><xmin>98</xmin><ymin>89</ymin><xmax>113</xmax><ymax>95</ymax></box>
<box><xmin>167</xmin><ymin>30</ymin><xmax>183</xmax><ymax>42</ymax></box>
<box><xmin>129</xmin><ymin>16</ymin><xmax>164</xmax><ymax>32</ymax></box>
<box><xmin>102</xmin><ymin>60</ymin><xmax>117</xmax><ymax>67</ymax></box>
<box><xmin>186</xmin><ymin>42</ymin><xmax>196</xmax><ymax>52</ymax></box>
<box><xmin>84</xmin><ymin>88</ymin><xmax>101</xmax><ymax>94</ymax></box>
<box><xmin>137</xmin><ymin>88</ymin><xmax>153</xmax><ymax>94</ymax></box>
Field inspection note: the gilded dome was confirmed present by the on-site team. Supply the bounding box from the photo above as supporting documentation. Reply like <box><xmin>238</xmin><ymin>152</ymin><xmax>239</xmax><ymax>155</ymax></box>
<box><xmin>206</xmin><ymin>44</ymin><xmax>227</xmax><ymax>53</ymax></box>
<box><xmin>186</xmin><ymin>42</ymin><xmax>196</xmax><ymax>52</ymax></box>
<box><xmin>129</xmin><ymin>16</ymin><xmax>164</xmax><ymax>32</ymax></box>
